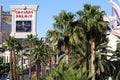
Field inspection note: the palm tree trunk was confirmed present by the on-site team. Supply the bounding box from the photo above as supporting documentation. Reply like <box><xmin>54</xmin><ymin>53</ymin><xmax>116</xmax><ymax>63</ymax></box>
<box><xmin>43</xmin><ymin>64</ymin><xmax>46</xmax><ymax>78</ymax></box>
<box><xmin>49</xmin><ymin>57</ymin><xmax>52</xmax><ymax>73</ymax></box>
<box><xmin>29</xmin><ymin>44</ymin><xmax>32</xmax><ymax>80</ymax></box>
<box><xmin>21</xmin><ymin>54</ymin><xmax>24</xmax><ymax>80</ymax></box>
<box><xmin>10</xmin><ymin>48</ymin><xmax>13</xmax><ymax>80</ymax></box>
<box><xmin>13</xmin><ymin>50</ymin><xmax>17</xmax><ymax>80</ymax></box>
<box><xmin>91</xmin><ymin>38</ymin><xmax>96</xmax><ymax>80</ymax></box>
<box><xmin>36</xmin><ymin>60</ymin><xmax>40</xmax><ymax>80</ymax></box>
<box><xmin>29</xmin><ymin>56</ymin><xmax>31</xmax><ymax>80</ymax></box>
<box><xmin>64</xmin><ymin>36</ymin><xmax>70</xmax><ymax>64</ymax></box>
<box><xmin>86</xmin><ymin>42</ymin><xmax>89</xmax><ymax>76</ymax></box>
<box><xmin>65</xmin><ymin>45</ymin><xmax>70</xmax><ymax>64</ymax></box>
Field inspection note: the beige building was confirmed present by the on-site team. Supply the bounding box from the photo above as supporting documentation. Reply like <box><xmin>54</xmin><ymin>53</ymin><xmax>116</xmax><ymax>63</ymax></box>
<box><xmin>0</xmin><ymin>4</ymin><xmax>11</xmax><ymax>44</ymax></box>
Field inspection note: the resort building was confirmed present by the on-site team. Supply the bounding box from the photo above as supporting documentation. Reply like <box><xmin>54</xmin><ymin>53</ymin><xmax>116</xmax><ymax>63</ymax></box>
<box><xmin>0</xmin><ymin>4</ymin><xmax>39</xmax><ymax>68</ymax></box>
<box><xmin>0</xmin><ymin>4</ymin><xmax>11</xmax><ymax>63</ymax></box>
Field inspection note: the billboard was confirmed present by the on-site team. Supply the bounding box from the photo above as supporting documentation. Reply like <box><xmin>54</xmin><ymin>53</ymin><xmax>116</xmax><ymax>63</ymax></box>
<box><xmin>16</xmin><ymin>21</ymin><xmax>31</xmax><ymax>32</ymax></box>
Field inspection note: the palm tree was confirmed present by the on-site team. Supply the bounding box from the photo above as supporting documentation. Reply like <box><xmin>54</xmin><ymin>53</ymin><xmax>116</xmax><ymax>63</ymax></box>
<box><xmin>47</xmin><ymin>10</ymin><xmax>80</xmax><ymax>64</ymax></box>
<box><xmin>110</xmin><ymin>42</ymin><xmax>120</xmax><ymax>80</ymax></box>
<box><xmin>24</xmin><ymin>34</ymin><xmax>36</xmax><ymax>80</ymax></box>
<box><xmin>12</xmin><ymin>38</ymin><xmax>21</xmax><ymax>80</ymax></box>
<box><xmin>47</xmin><ymin>55</ymin><xmax>92</xmax><ymax>80</ymax></box>
<box><xmin>5</xmin><ymin>36</ymin><xmax>17</xmax><ymax>80</ymax></box>
<box><xmin>33</xmin><ymin>38</ymin><xmax>42</xmax><ymax>80</ymax></box>
<box><xmin>32</xmin><ymin>38</ymin><xmax>50</xmax><ymax>80</ymax></box>
<box><xmin>77</xmin><ymin>4</ymin><xmax>108</xmax><ymax>80</ymax></box>
<box><xmin>15</xmin><ymin>41</ymin><xmax>24</xmax><ymax>80</ymax></box>
<box><xmin>95</xmin><ymin>41</ymin><xmax>114</xmax><ymax>80</ymax></box>
<box><xmin>8</xmin><ymin>37</ymin><xmax>20</xmax><ymax>80</ymax></box>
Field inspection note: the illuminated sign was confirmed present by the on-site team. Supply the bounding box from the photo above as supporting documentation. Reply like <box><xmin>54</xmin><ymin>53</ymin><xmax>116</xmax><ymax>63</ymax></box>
<box><xmin>16</xmin><ymin>21</ymin><xmax>31</xmax><ymax>32</ymax></box>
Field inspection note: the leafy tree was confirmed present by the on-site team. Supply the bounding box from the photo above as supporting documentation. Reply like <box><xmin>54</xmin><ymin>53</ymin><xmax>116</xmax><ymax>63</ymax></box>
<box><xmin>47</xmin><ymin>55</ymin><xmax>92</xmax><ymax>80</ymax></box>
<box><xmin>15</xmin><ymin>41</ymin><xmax>24</xmax><ymax>80</ymax></box>
<box><xmin>12</xmin><ymin>38</ymin><xmax>22</xmax><ymax>80</ymax></box>
<box><xmin>77</xmin><ymin>4</ymin><xmax>108</xmax><ymax>80</ymax></box>
<box><xmin>32</xmin><ymin>38</ymin><xmax>53</xmax><ymax>80</ymax></box>
<box><xmin>24</xmin><ymin>34</ymin><xmax>37</xmax><ymax>80</ymax></box>
<box><xmin>5</xmin><ymin>36</ymin><xmax>17</xmax><ymax>80</ymax></box>
<box><xmin>47</xmin><ymin>10</ymin><xmax>80</xmax><ymax>64</ymax></box>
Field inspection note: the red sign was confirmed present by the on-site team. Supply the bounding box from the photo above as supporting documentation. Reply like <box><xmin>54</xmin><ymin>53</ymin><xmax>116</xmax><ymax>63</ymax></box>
<box><xmin>15</xmin><ymin>10</ymin><xmax>33</xmax><ymax>19</ymax></box>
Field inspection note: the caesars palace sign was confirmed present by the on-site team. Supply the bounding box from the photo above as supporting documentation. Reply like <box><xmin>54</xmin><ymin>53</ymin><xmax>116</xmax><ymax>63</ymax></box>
<box><xmin>10</xmin><ymin>5</ymin><xmax>38</xmax><ymax>38</ymax></box>
<box><xmin>15</xmin><ymin>10</ymin><xmax>33</xmax><ymax>19</ymax></box>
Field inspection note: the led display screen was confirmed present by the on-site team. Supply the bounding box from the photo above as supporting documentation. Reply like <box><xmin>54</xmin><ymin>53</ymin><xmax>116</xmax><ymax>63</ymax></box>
<box><xmin>16</xmin><ymin>21</ymin><xmax>31</xmax><ymax>32</ymax></box>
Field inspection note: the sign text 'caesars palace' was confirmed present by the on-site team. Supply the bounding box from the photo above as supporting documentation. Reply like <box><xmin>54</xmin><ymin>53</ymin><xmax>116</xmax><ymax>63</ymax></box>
<box><xmin>15</xmin><ymin>10</ymin><xmax>33</xmax><ymax>19</ymax></box>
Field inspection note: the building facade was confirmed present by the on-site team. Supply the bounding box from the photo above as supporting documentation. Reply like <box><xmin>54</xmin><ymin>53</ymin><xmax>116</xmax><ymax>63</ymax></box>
<box><xmin>0</xmin><ymin>4</ymin><xmax>11</xmax><ymax>44</ymax></box>
<box><xmin>0</xmin><ymin>4</ymin><xmax>39</xmax><ymax>69</ymax></box>
<box><xmin>0</xmin><ymin>4</ymin><xmax>12</xmax><ymax>63</ymax></box>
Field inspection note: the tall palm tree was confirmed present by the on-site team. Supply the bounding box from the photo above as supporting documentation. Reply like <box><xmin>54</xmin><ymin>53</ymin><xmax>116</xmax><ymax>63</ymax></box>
<box><xmin>12</xmin><ymin>38</ymin><xmax>21</xmax><ymax>80</ymax></box>
<box><xmin>32</xmin><ymin>38</ymin><xmax>50</xmax><ymax>80</ymax></box>
<box><xmin>33</xmin><ymin>39</ymin><xmax>47</xmax><ymax>80</ymax></box>
<box><xmin>5</xmin><ymin>36</ymin><xmax>17</xmax><ymax>80</ymax></box>
<box><xmin>47</xmin><ymin>10</ymin><xmax>80</xmax><ymax>64</ymax></box>
<box><xmin>8</xmin><ymin>37</ymin><xmax>20</xmax><ymax>80</ymax></box>
<box><xmin>77</xmin><ymin>4</ymin><xmax>108</xmax><ymax>80</ymax></box>
<box><xmin>15</xmin><ymin>41</ymin><xmax>24</xmax><ymax>80</ymax></box>
<box><xmin>33</xmin><ymin>38</ymin><xmax>42</xmax><ymax>80</ymax></box>
<box><xmin>24</xmin><ymin>34</ymin><xmax>36</xmax><ymax>80</ymax></box>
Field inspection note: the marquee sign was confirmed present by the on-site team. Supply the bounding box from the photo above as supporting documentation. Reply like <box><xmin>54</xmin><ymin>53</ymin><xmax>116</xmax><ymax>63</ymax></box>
<box><xmin>10</xmin><ymin>5</ymin><xmax>38</xmax><ymax>38</ymax></box>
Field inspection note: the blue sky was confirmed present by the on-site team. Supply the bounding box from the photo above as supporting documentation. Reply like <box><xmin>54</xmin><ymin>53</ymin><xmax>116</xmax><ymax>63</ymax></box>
<box><xmin>1</xmin><ymin>0</ymin><xmax>119</xmax><ymax>37</ymax></box>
